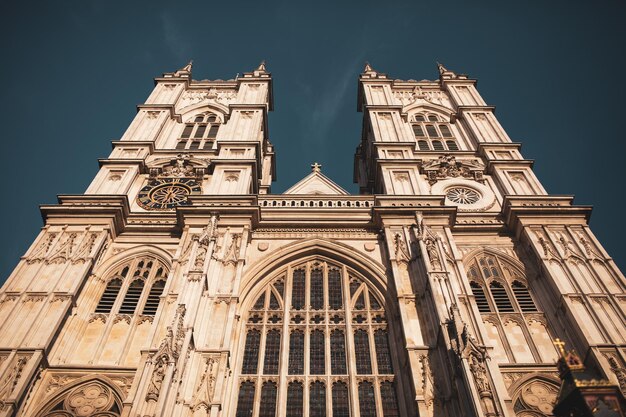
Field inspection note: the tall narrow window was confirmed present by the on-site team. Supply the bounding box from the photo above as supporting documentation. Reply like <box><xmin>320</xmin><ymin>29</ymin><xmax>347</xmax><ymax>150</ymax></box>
<box><xmin>471</xmin><ymin>281</ymin><xmax>491</xmax><ymax>313</ymax></box>
<box><xmin>242</xmin><ymin>330</ymin><xmax>261</xmax><ymax>374</ymax></box>
<box><xmin>310</xmin><ymin>268</ymin><xmax>323</xmax><ymax>309</ymax></box>
<box><xmin>332</xmin><ymin>382</ymin><xmax>350</xmax><ymax>417</ymax></box>
<box><xmin>330</xmin><ymin>330</ymin><xmax>347</xmax><ymax>374</ymax></box>
<box><xmin>490</xmin><ymin>282</ymin><xmax>514</xmax><ymax>312</ymax></box>
<box><xmin>381</xmin><ymin>381</ymin><xmax>400</xmax><ymax>417</ymax></box>
<box><xmin>259</xmin><ymin>382</ymin><xmax>277</xmax><ymax>417</ymax></box>
<box><xmin>354</xmin><ymin>329</ymin><xmax>372</xmax><ymax>374</ymax></box>
<box><xmin>309</xmin><ymin>381</ymin><xmax>326</xmax><ymax>417</ymax></box>
<box><xmin>288</xmin><ymin>330</ymin><xmax>304</xmax><ymax>374</ymax></box>
<box><xmin>310</xmin><ymin>329</ymin><xmax>325</xmax><ymax>374</ymax></box>
<box><xmin>263</xmin><ymin>330</ymin><xmax>281</xmax><ymax>374</ymax></box>
<box><xmin>292</xmin><ymin>269</ymin><xmax>305</xmax><ymax>310</ymax></box>
<box><xmin>141</xmin><ymin>279</ymin><xmax>165</xmax><ymax>315</ymax></box>
<box><xmin>119</xmin><ymin>279</ymin><xmax>144</xmax><ymax>314</ymax></box>
<box><xmin>95</xmin><ymin>278</ymin><xmax>122</xmax><ymax>313</ymax></box>
<box><xmin>235</xmin><ymin>381</ymin><xmax>256</xmax><ymax>417</ymax></box>
<box><xmin>358</xmin><ymin>381</ymin><xmax>377</xmax><ymax>417</ymax></box>
<box><xmin>328</xmin><ymin>269</ymin><xmax>342</xmax><ymax>310</ymax></box>
<box><xmin>375</xmin><ymin>329</ymin><xmax>393</xmax><ymax>374</ymax></box>
<box><xmin>512</xmin><ymin>281</ymin><xmax>537</xmax><ymax>312</ymax></box>
<box><xmin>286</xmin><ymin>382</ymin><xmax>304</xmax><ymax>417</ymax></box>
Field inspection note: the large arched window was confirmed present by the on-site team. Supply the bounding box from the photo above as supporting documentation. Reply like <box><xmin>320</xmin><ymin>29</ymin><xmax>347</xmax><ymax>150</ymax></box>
<box><xmin>466</xmin><ymin>251</ymin><xmax>558</xmax><ymax>364</ymax></box>
<box><xmin>95</xmin><ymin>256</ymin><xmax>169</xmax><ymax>317</ymax></box>
<box><xmin>35</xmin><ymin>379</ymin><xmax>122</xmax><ymax>417</ymax></box>
<box><xmin>235</xmin><ymin>258</ymin><xmax>400</xmax><ymax>417</ymax></box>
<box><xmin>176</xmin><ymin>112</ymin><xmax>221</xmax><ymax>150</ymax></box>
<box><xmin>411</xmin><ymin>112</ymin><xmax>459</xmax><ymax>151</ymax></box>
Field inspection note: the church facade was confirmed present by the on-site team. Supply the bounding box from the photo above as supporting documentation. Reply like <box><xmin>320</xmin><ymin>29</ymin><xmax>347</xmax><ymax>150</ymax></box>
<box><xmin>0</xmin><ymin>62</ymin><xmax>624</xmax><ymax>417</ymax></box>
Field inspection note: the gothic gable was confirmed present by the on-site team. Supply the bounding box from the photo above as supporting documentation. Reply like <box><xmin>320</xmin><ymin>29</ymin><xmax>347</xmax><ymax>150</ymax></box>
<box><xmin>283</xmin><ymin>165</ymin><xmax>349</xmax><ymax>195</ymax></box>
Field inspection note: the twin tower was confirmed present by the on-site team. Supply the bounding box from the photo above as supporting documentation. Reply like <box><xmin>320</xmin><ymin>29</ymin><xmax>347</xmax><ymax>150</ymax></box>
<box><xmin>0</xmin><ymin>62</ymin><xmax>624</xmax><ymax>417</ymax></box>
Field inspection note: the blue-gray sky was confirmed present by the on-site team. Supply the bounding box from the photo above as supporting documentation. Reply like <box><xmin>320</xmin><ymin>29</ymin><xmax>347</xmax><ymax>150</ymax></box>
<box><xmin>1</xmin><ymin>1</ymin><xmax>625</xmax><ymax>283</ymax></box>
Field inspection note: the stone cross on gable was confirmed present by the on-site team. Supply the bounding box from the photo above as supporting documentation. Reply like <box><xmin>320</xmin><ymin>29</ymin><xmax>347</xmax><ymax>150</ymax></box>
<box><xmin>311</xmin><ymin>162</ymin><xmax>322</xmax><ymax>172</ymax></box>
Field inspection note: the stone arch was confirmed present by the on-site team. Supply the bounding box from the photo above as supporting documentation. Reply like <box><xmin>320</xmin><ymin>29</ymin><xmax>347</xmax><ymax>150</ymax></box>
<box><xmin>509</xmin><ymin>375</ymin><xmax>560</xmax><ymax>417</ymax></box>
<box><xmin>229</xmin><ymin>238</ymin><xmax>412</xmax><ymax>417</ymax></box>
<box><xmin>462</xmin><ymin>247</ymin><xmax>529</xmax><ymax>285</ymax></box>
<box><xmin>239</xmin><ymin>238</ymin><xmax>391</xmax><ymax>310</ymax></box>
<box><xmin>92</xmin><ymin>245</ymin><xmax>172</xmax><ymax>282</ymax></box>
<box><xmin>35</xmin><ymin>375</ymin><xmax>124</xmax><ymax>417</ymax></box>
<box><xmin>179</xmin><ymin>102</ymin><xmax>229</xmax><ymax>121</ymax></box>
<box><xmin>403</xmin><ymin>101</ymin><xmax>454</xmax><ymax>119</ymax></box>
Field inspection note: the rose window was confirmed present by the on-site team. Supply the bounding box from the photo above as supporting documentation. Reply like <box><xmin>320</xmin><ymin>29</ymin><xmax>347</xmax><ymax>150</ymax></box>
<box><xmin>446</xmin><ymin>187</ymin><xmax>481</xmax><ymax>204</ymax></box>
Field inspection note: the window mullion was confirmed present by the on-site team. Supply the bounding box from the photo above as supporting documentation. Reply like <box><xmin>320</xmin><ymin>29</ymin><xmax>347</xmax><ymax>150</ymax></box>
<box><xmin>277</xmin><ymin>268</ymin><xmax>292</xmax><ymax>417</ymax></box>
<box><xmin>342</xmin><ymin>265</ymin><xmax>360</xmax><ymax>417</ymax></box>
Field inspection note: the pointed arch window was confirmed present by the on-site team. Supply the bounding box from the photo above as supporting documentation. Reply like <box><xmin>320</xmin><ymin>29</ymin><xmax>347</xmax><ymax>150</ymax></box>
<box><xmin>176</xmin><ymin>112</ymin><xmax>221</xmax><ymax>150</ymax></box>
<box><xmin>259</xmin><ymin>382</ymin><xmax>278</xmax><ymax>417</ymax></box>
<box><xmin>465</xmin><ymin>252</ymin><xmax>554</xmax><ymax>364</ymax></box>
<box><xmin>411</xmin><ymin>112</ymin><xmax>459</xmax><ymax>151</ymax></box>
<box><xmin>236</xmin><ymin>259</ymin><xmax>401</xmax><ymax>417</ymax></box>
<box><xmin>94</xmin><ymin>257</ymin><xmax>169</xmax><ymax>318</ymax></box>
<box><xmin>287</xmin><ymin>382</ymin><xmax>304</xmax><ymax>417</ymax></box>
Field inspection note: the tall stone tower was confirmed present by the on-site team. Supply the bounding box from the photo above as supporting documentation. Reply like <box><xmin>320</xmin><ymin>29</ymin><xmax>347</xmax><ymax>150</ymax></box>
<box><xmin>0</xmin><ymin>62</ymin><xmax>624</xmax><ymax>417</ymax></box>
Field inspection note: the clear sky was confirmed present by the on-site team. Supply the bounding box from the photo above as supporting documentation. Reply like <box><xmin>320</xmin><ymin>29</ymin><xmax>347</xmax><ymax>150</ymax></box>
<box><xmin>0</xmin><ymin>0</ymin><xmax>625</xmax><ymax>283</ymax></box>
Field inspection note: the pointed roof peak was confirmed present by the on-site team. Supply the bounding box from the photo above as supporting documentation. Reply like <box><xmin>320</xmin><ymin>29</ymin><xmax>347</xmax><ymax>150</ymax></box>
<box><xmin>360</xmin><ymin>61</ymin><xmax>387</xmax><ymax>80</ymax></box>
<box><xmin>436</xmin><ymin>61</ymin><xmax>449</xmax><ymax>75</ymax></box>
<box><xmin>256</xmin><ymin>60</ymin><xmax>267</xmax><ymax>72</ymax></box>
<box><xmin>181</xmin><ymin>60</ymin><xmax>193</xmax><ymax>72</ymax></box>
<box><xmin>283</xmin><ymin>164</ymin><xmax>349</xmax><ymax>195</ymax></box>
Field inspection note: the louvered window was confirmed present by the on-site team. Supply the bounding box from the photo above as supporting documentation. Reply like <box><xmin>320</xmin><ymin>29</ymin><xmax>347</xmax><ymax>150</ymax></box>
<box><xmin>490</xmin><ymin>281</ymin><xmax>515</xmax><ymax>312</ymax></box>
<box><xmin>95</xmin><ymin>257</ymin><xmax>168</xmax><ymax>317</ymax></box>
<box><xmin>141</xmin><ymin>279</ymin><xmax>165</xmax><ymax>315</ymax></box>
<box><xmin>512</xmin><ymin>281</ymin><xmax>537</xmax><ymax>312</ymax></box>
<box><xmin>119</xmin><ymin>279</ymin><xmax>143</xmax><ymax>314</ymax></box>
<box><xmin>471</xmin><ymin>281</ymin><xmax>491</xmax><ymax>313</ymax></box>
<box><xmin>95</xmin><ymin>278</ymin><xmax>122</xmax><ymax>313</ymax></box>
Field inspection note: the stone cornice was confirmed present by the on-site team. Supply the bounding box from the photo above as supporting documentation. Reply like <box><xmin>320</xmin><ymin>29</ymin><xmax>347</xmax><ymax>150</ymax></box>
<box><xmin>40</xmin><ymin>195</ymin><xmax>130</xmax><ymax>237</ymax></box>
<box><xmin>135</xmin><ymin>104</ymin><xmax>181</xmax><ymax>122</ymax></box>
<box><xmin>502</xmin><ymin>195</ymin><xmax>593</xmax><ymax>237</ymax></box>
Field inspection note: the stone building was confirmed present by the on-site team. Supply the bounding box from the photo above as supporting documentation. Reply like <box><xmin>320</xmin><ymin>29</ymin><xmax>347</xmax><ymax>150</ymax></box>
<box><xmin>0</xmin><ymin>61</ymin><xmax>624</xmax><ymax>417</ymax></box>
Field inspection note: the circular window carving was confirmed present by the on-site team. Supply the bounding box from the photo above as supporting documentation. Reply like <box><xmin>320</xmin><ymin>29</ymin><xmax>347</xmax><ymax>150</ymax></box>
<box><xmin>431</xmin><ymin>179</ymin><xmax>497</xmax><ymax>212</ymax></box>
<box><xmin>446</xmin><ymin>187</ymin><xmax>481</xmax><ymax>205</ymax></box>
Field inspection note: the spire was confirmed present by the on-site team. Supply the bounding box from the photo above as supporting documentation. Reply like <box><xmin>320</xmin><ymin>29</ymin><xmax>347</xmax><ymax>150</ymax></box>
<box><xmin>363</xmin><ymin>62</ymin><xmax>374</xmax><ymax>73</ymax></box>
<box><xmin>360</xmin><ymin>62</ymin><xmax>387</xmax><ymax>79</ymax></box>
<box><xmin>256</xmin><ymin>60</ymin><xmax>267</xmax><ymax>72</ymax></box>
<box><xmin>436</xmin><ymin>61</ymin><xmax>448</xmax><ymax>75</ymax></box>
<box><xmin>436</xmin><ymin>61</ymin><xmax>461</xmax><ymax>80</ymax></box>
<box><xmin>181</xmin><ymin>60</ymin><xmax>193</xmax><ymax>72</ymax></box>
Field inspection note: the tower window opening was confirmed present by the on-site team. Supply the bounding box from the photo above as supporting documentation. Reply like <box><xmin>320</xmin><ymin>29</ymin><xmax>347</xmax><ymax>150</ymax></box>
<box><xmin>412</xmin><ymin>112</ymin><xmax>459</xmax><ymax>151</ymax></box>
<box><xmin>176</xmin><ymin>112</ymin><xmax>221</xmax><ymax>150</ymax></box>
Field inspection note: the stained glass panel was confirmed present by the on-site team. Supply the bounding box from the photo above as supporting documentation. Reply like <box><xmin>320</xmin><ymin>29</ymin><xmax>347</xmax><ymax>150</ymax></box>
<box><xmin>332</xmin><ymin>381</ymin><xmax>350</xmax><ymax>417</ymax></box>
<box><xmin>263</xmin><ymin>330</ymin><xmax>281</xmax><ymax>374</ymax></box>
<box><xmin>310</xmin><ymin>381</ymin><xmax>326</xmax><ymax>417</ymax></box>
<box><xmin>288</xmin><ymin>330</ymin><xmax>304</xmax><ymax>374</ymax></box>
<box><xmin>358</xmin><ymin>381</ymin><xmax>376</xmax><ymax>417</ymax></box>
<box><xmin>310</xmin><ymin>329</ymin><xmax>325</xmax><ymax>374</ymax></box>
<box><xmin>375</xmin><ymin>329</ymin><xmax>393</xmax><ymax>374</ymax></box>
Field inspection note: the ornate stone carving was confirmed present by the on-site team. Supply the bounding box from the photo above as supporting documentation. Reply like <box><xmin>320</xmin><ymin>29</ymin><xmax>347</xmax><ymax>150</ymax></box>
<box><xmin>421</xmin><ymin>155</ymin><xmax>484</xmax><ymax>185</ymax></box>
<box><xmin>534</xmin><ymin>231</ymin><xmax>560</xmax><ymax>260</ymax></box>
<box><xmin>192</xmin><ymin>356</ymin><xmax>219</xmax><ymax>410</ymax></box>
<box><xmin>47</xmin><ymin>233</ymin><xmax>78</xmax><ymax>264</ymax></box>
<box><xmin>0</xmin><ymin>356</ymin><xmax>28</xmax><ymax>400</ymax></box>
<box><xmin>424</xmin><ymin>237</ymin><xmax>442</xmax><ymax>270</ymax></box>
<box><xmin>578</xmin><ymin>233</ymin><xmax>602</xmax><ymax>259</ymax></box>
<box><xmin>517</xmin><ymin>380</ymin><xmax>559</xmax><ymax>415</ymax></box>
<box><xmin>113</xmin><ymin>314</ymin><xmax>132</xmax><ymax>325</ymax></box>
<box><xmin>71</xmin><ymin>232</ymin><xmax>99</xmax><ymax>264</ymax></box>
<box><xmin>148</xmin><ymin>153</ymin><xmax>207</xmax><ymax>180</ymax></box>
<box><xmin>215</xmin><ymin>232</ymin><xmax>242</xmax><ymax>266</ymax></box>
<box><xmin>46</xmin><ymin>374</ymin><xmax>79</xmax><ymax>393</ymax></box>
<box><xmin>146</xmin><ymin>304</ymin><xmax>186</xmax><ymax>402</ymax></box>
<box><xmin>393</xmin><ymin>232</ymin><xmax>410</xmax><ymax>263</ymax></box>
<box><xmin>63</xmin><ymin>382</ymin><xmax>117</xmax><ymax>416</ymax></box>
<box><xmin>178</xmin><ymin>89</ymin><xmax>236</xmax><ymax>109</ymax></box>
<box><xmin>604</xmin><ymin>353</ymin><xmax>626</xmax><ymax>396</ymax></box>
<box><xmin>146</xmin><ymin>111</ymin><xmax>160</xmax><ymax>120</ymax></box>
<box><xmin>27</xmin><ymin>233</ymin><xmax>57</xmax><ymax>264</ymax></box>
<box><xmin>419</xmin><ymin>354</ymin><xmax>439</xmax><ymax>408</ymax></box>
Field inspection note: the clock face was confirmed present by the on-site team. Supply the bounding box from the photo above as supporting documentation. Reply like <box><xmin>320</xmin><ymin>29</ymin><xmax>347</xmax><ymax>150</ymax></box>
<box><xmin>136</xmin><ymin>178</ymin><xmax>201</xmax><ymax>210</ymax></box>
